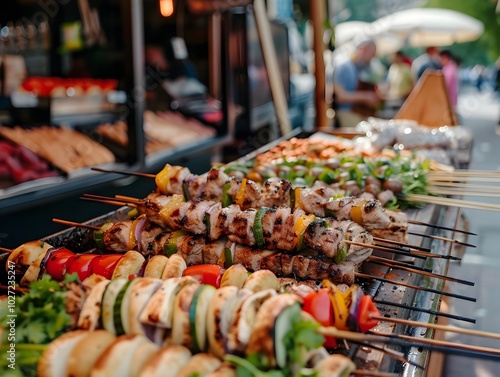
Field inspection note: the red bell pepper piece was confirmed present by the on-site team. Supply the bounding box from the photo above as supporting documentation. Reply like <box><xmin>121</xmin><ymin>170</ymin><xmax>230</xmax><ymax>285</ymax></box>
<box><xmin>183</xmin><ymin>264</ymin><xmax>224</xmax><ymax>288</ymax></box>
<box><xmin>357</xmin><ymin>295</ymin><xmax>380</xmax><ymax>332</ymax></box>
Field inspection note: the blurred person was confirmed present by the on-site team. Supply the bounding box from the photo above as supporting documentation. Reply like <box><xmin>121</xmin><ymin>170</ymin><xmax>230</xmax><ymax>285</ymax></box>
<box><xmin>411</xmin><ymin>46</ymin><xmax>441</xmax><ymax>81</ymax></box>
<box><xmin>386</xmin><ymin>50</ymin><xmax>414</xmax><ymax>102</ymax></box>
<box><xmin>439</xmin><ymin>50</ymin><xmax>459</xmax><ymax>108</ymax></box>
<box><xmin>473</xmin><ymin>64</ymin><xmax>486</xmax><ymax>92</ymax></box>
<box><xmin>495</xmin><ymin>58</ymin><xmax>500</xmax><ymax>96</ymax></box>
<box><xmin>144</xmin><ymin>44</ymin><xmax>170</xmax><ymax>88</ymax></box>
<box><xmin>332</xmin><ymin>40</ymin><xmax>381</xmax><ymax>128</ymax></box>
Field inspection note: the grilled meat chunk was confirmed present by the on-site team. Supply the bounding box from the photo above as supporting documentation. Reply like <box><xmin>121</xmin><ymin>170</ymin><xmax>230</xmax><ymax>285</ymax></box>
<box><xmin>232</xmin><ymin>245</ymin><xmax>356</xmax><ymax>286</ymax></box>
<box><xmin>204</xmin><ymin>169</ymin><xmax>229</xmax><ymax>201</ymax></box>
<box><xmin>260</xmin><ymin>179</ymin><xmax>293</xmax><ymax>208</ymax></box>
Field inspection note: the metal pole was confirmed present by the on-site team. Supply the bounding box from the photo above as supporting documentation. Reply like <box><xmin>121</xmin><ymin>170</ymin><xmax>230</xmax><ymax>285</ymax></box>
<box><xmin>122</xmin><ymin>0</ymin><xmax>145</xmax><ymax>166</ymax></box>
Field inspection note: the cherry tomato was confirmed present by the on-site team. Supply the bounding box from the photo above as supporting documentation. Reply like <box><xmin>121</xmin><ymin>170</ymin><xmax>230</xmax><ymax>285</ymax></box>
<box><xmin>183</xmin><ymin>264</ymin><xmax>223</xmax><ymax>288</ymax></box>
<box><xmin>66</xmin><ymin>254</ymin><xmax>99</xmax><ymax>281</ymax></box>
<box><xmin>303</xmin><ymin>288</ymin><xmax>337</xmax><ymax>348</ymax></box>
<box><xmin>357</xmin><ymin>295</ymin><xmax>380</xmax><ymax>333</ymax></box>
<box><xmin>45</xmin><ymin>248</ymin><xmax>75</xmax><ymax>281</ymax></box>
<box><xmin>91</xmin><ymin>254</ymin><xmax>122</xmax><ymax>280</ymax></box>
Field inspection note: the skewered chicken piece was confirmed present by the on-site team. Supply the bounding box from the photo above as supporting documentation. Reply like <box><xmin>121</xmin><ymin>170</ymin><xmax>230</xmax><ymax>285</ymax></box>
<box><xmin>102</xmin><ymin>219</ymin><xmax>366</xmax><ymax>286</ymax></box>
<box><xmin>152</xmin><ymin>164</ymin><xmax>408</xmax><ymax>238</ymax></box>
<box><xmin>105</xmin><ymin>203</ymin><xmax>373</xmax><ymax>260</ymax></box>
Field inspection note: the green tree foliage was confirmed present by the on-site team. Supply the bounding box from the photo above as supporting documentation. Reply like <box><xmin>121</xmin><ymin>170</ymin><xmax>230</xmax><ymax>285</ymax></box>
<box><xmin>424</xmin><ymin>0</ymin><xmax>500</xmax><ymax>65</ymax></box>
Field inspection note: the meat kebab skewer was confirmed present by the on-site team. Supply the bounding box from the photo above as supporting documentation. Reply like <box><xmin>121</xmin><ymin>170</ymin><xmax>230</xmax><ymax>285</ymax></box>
<box><xmin>91</xmin><ymin>165</ymin><xmax>476</xmax><ymax>236</ymax></box>
<box><xmin>81</xmin><ymin>192</ymin><xmax>469</xmax><ymax>255</ymax></box>
<box><xmin>48</xmin><ymin>217</ymin><xmax>475</xmax><ymax>289</ymax></box>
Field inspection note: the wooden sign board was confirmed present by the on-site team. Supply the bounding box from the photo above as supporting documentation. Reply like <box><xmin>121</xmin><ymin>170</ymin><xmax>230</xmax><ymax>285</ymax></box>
<box><xmin>395</xmin><ymin>70</ymin><xmax>459</xmax><ymax>127</ymax></box>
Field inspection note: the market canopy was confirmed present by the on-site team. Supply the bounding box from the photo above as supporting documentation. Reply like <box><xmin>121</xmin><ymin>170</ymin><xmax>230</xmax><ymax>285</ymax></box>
<box><xmin>334</xmin><ymin>20</ymin><xmax>404</xmax><ymax>55</ymax></box>
<box><xmin>370</xmin><ymin>8</ymin><xmax>484</xmax><ymax>47</ymax></box>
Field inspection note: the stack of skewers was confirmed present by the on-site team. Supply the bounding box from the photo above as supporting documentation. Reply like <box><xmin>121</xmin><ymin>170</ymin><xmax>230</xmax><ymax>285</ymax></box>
<box><xmin>2</xmin><ymin>135</ymin><xmax>500</xmax><ymax>376</ymax></box>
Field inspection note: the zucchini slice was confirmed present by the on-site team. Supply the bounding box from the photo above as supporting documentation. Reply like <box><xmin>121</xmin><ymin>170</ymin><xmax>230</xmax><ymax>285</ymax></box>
<box><xmin>189</xmin><ymin>284</ymin><xmax>216</xmax><ymax>353</ymax></box>
<box><xmin>113</xmin><ymin>279</ymin><xmax>135</xmax><ymax>336</ymax></box>
<box><xmin>101</xmin><ymin>278</ymin><xmax>128</xmax><ymax>335</ymax></box>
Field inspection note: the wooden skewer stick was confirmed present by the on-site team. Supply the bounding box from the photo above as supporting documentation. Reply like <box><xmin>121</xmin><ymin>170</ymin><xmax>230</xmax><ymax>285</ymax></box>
<box><xmin>429</xmin><ymin>168</ymin><xmax>500</xmax><ymax>175</ymax></box>
<box><xmin>351</xmin><ymin>368</ymin><xmax>403</xmax><ymax>376</ymax></box>
<box><xmin>317</xmin><ymin>327</ymin><xmax>500</xmax><ymax>357</ymax></box>
<box><xmin>367</xmin><ymin>256</ymin><xmax>475</xmax><ymax>286</ymax></box>
<box><xmin>346</xmin><ymin>240</ymin><xmax>459</xmax><ymax>261</ymax></box>
<box><xmin>0</xmin><ymin>246</ymin><xmax>13</xmax><ymax>253</ymax></box>
<box><xmin>372</xmin><ymin>236</ymin><xmax>432</xmax><ymax>251</ymax></box>
<box><xmin>52</xmin><ymin>218</ymin><xmax>100</xmax><ymax>231</ymax></box>
<box><xmin>114</xmin><ymin>194</ymin><xmax>141</xmax><ymax>203</ymax></box>
<box><xmin>428</xmin><ymin>188</ymin><xmax>500</xmax><ymax>198</ymax></box>
<box><xmin>80</xmin><ymin>196</ymin><xmax>137</xmax><ymax>208</ymax></box>
<box><xmin>427</xmin><ymin>182</ymin><xmax>500</xmax><ymax>191</ymax></box>
<box><xmin>405</xmin><ymin>194</ymin><xmax>500</xmax><ymax>211</ymax></box>
<box><xmin>367</xmin><ymin>256</ymin><xmax>432</xmax><ymax>273</ymax></box>
<box><xmin>407</xmin><ymin>219</ymin><xmax>477</xmax><ymax>236</ymax></box>
<box><xmin>355</xmin><ymin>273</ymin><xmax>476</xmax><ymax>302</ymax></box>
<box><xmin>351</xmin><ymin>341</ymin><xmax>424</xmax><ymax>370</ymax></box>
<box><xmin>372</xmin><ymin>315</ymin><xmax>500</xmax><ymax>340</ymax></box>
<box><xmin>372</xmin><ymin>299</ymin><xmax>476</xmax><ymax>323</ymax></box>
<box><xmin>91</xmin><ymin>167</ymin><xmax>156</xmax><ymax>178</ymax></box>
<box><xmin>372</xmin><ymin>243</ymin><xmax>426</xmax><ymax>260</ymax></box>
<box><xmin>409</xmin><ymin>232</ymin><xmax>476</xmax><ymax>248</ymax></box>
<box><xmin>370</xmin><ymin>330</ymin><xmax>500</xmax><ymax>356</ymax></box>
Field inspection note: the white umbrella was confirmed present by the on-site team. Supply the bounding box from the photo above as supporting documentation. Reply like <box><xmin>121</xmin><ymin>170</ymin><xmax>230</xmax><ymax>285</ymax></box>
<box><xmin>371</xmin><ymin>8</ymin><xmax>484</xmax><ymax>47</ymax></box>
<box><xmin>334</xmin><ymin>21</ymin><xmax>404</xmax><ymax>55</ymax></box>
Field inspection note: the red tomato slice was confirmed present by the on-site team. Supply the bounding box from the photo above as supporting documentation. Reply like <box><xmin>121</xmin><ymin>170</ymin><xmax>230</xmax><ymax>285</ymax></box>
<box><xmin>66</xmin><ymin>254</ymin><xmax>99</xmax><ymax>281</ymax></box>
<box><xmin>358</xmin><ymin>295</ymin><xmax>380</xmax><ymax>333</ymax></box>
<box><xmin>183</xmin><ymin>264</ymin><xmax>223</xmax><ymax>288</ymax></box>
<box><xmin>91</xmin><ymin>254</ymin><xmax>122</xmax><ymax>280</ymax></box>
<box><xmin>45</xmin><ymin>248</ymin><xmax>75</xmax><ymax>281</ymax></box>
<box><xmin>303</xmin><ymin>288</ymin><xmax>337</xmax><ymax>348</ymax></box>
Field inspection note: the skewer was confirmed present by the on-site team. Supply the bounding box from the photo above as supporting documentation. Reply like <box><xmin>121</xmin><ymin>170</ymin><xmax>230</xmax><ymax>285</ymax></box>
<box><xmin>405</xmin><ymin>194</ymin><xmax>500</xmax><ymax>212</ymax></box>
<box><xmin>372</xmin><ymin>236</ymin><xmax>432</xmax><ymax>252</ymax></box>
<box><xmin>0</xmin><ymin>246</ymin><xmax>13</xmax><ymax>253</ymax></box>
<box><xmin>429</xmin><ymin>169</ymin><xmax>500</xmax><ymax>177</ymax></box>
<box><xmin>372</xmin><ymin>243</ymin><xmax>426</xmax><ymax>260</ymax></box>
<box><xmin>366</xmin><ymin>256</ymin><xmax>432</xmax><ymax>273</ymax></box>
<box><xmin>407</xmin><ymin>219</ymin><xmax>477</xmax><ymax>236</ymax></box>
<box><xmin>372</xmin><ymin>315</ymin><xmax>500</xmax><ymax>339</ymax></box>
<box><xmin>408</xmin><ymin>232</ymin><xmax>476</xmax><ymax>248</ymax></box>
<box><xmin>427</xmin><ymin>176</ymin><xmax>500</xmax><ymax>183</ymax></box>
<box><xmin>91</xmin><ymin>167</ymin><xmax>155</xmax><ymax>178</ymax></box>
<box><xmin>349</xmin><ymin>342</ymin><xmax>423</xmax><ymax>371</ymax></box>
<box><xmin>82</xmin><ymin>194</ymin><xmax>466</xmax><ymax>257</ymax></box>
<box><xmin>52</xmin><ymin>219</ymin><xmax>100</xmax><ymax>231</ymax></box>
<box><xmin>318</xmin><ymin>327</ymin><xmax>500</xmax><ymax>359</ymax></box>
<box><xmin>427</xmin><ymin>188</ymin><xmax>500</xmax><ymax>198</ymax></box>
<box><xmin>355</xmin><ymin>273</ymin><xmax>476</xmax><ymax>302</ymax></box>
<box><xmin>80</xmin><ymin>195</ymin><xmax>137</xmax><ymax>208</ymax></box>
<box><xmin>371</xmin><ymin>300</ymin><xmax>476</xmax><ymax>323</ymax></box>
<box><xmin>427</xmin><ymin>182</ymin><xmax>500</xmax><ymax>191</ymax></box>
<box><xmin>345</xmin><ymin>240</ymin><xmax>460</xmax><ymax>261</ymax></box>
<box><xmin>367</xmin><ymin>256</ymin><xmax>475</xmax><ymax>286</ymax></box>
<box><xmin>350</xmin><ymin>369</ymin><xmax>401</xmax><ymax>376</ymax></box>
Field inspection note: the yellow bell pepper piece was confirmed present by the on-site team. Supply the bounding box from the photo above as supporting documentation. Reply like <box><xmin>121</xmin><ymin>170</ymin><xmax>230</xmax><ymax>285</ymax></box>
<box><xmin>235</xmin><ymin>178</ymin><xmax>247</xmax><ymax>207</ymax></box>
<box><xmin>155</xmin><ymin>164</ymin><xmax>183</xmax><ymax>194</ymax></box>
<box><xmin>294</xmin><ymin>188</ymin><xmax>303</xmax><ymax>210</ymax></box>
<box><xmin>323</xmin><ymin>280</ymin><xmax>349</xmax><ymax>330</ymax></box>
<box><xmin>293</xmin><ymin>214</ymin><xmax>316</xmax><ymax>249</ymax></box>
<box><xmin>350</xmin><ymin>199</ymin><xmax>366</xmax><ymax>225</ymax></box>
<box><xmin>159</xmin><ymin>194</ymin><xmax>186</xmax><ymax>228</ymax></box>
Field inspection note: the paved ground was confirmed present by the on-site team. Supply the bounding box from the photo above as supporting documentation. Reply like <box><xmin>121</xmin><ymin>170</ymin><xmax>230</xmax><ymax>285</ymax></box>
<box><xmin>442</xmin><ymin>86</ymin><xmax>500</xmax><ymax>377</ymax></box>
